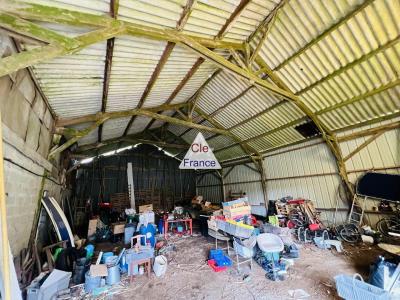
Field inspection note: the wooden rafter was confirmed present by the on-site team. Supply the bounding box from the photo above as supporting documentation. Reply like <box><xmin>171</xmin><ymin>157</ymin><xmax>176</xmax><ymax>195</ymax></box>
<box><xmin>338</xmin><ymin>121</ymin><xmax>400</xmax><ymax>142</ymax></box>
<box><xmin>273</xmin><ymin>0</ymin><xmax>375</xmax><ymax>72</ymax></box>
<box><xmin>144</xmin><ymin>2</ymin><xmax>203</xmax><ymax>131</ymax></box>
<box><xmin>0</xmin><ymin>23</ymin><xmax>126</xmax><ymax>77</ymax></box>
<box><xmin>216</xmin><ymin>0</ymin><xmax>251</xmax><ymax>39</ymax></box>
<box><xmin>123</xmin><ymin>42</ymin><xmax>176</xmax><ymax>135</ymax></box>
<box><xmin>77</xmin><ymin>137</ymin><xmax>189</xmax><ymax>154</ymax></box>
<box><xmin>248</xmin><ymin>0</ymin><xmax>287</xmax><ymax>65</ymax></box>
<box><xmin>0</xmin><ymin>1</ymin><xmax>242</xmax><ymax>49</ymax></box>
<box><xmin>297</xmin><ymin>35</ymin><xmax>400</xmax><ymax>96</ymax></box>
<box><xmin>56</xmin><ymin>103</ymin><xmax>190</xmax><ymax>127</ymax></box>
<box><xmin>98</xmin><ymin>0</ymin><xmax>118</xmax><ymax>142</ymax></box>
<box><xmin>343</xmin><ymin>132</ymin><xmax>384</xmax><ymax>162</ymax></box>
<box><xmin>123</xmin><ymin>0</ymin><xmax>197</xmax><ymax>136</ymax></box>
<box><xmin>57</xmin><ymin>109</ymin><xmax>232</xmax><ymax>138</ymax></box>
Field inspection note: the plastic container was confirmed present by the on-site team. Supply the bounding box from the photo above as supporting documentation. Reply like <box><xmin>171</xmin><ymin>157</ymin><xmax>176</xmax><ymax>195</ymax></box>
<box><xmin>233</xmin><ymin>240</ymin><xmax>254</xmax><ymax>258</ymax></box>
<box><xmin>207</xmin><ymin>259</ymin><xmax>227</xmax><ymax>272</ymax></box>
<box><xmin>85</xmin><ymin>272</ymin><xmax>101</xmax><ymax>293</ymax></box>
<box><xmin>106</xmin><ymin>265</ymin><xmax>121</xmax><ymax>285</ymax></box>
<box><xmin>334</xmin><ymin>274</ymin><xmax>390</xmax><ymax>300</ymax></box>
<box><xmin>153</xmin><ymin>255</ymin><xmax>168</xmax><ymax>277</ymax></box>
<box><xmin>38</xmin><ymin>269</ymin><xmax>71</xmax><ymax>300</ymax></box>
<box><xmin>124</xmin><ymin>224</ymin><xmax>136</xmax><ymax>244</ymax></box>
<box><xmin>102</xmin><ymin>252</ymin><xmax>114</xmax><ymax>263</ymax></box>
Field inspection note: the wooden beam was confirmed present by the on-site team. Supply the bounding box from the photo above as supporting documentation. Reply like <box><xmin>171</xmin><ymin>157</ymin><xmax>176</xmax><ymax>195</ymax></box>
<box><xmin>238</xmin><ymin>55</ymin><xmax>353</xmax><ymax>198</ymax></box>
<box><xmin>298</xmin><ymin>35</ymin><xmax>400</xmax><ymax>96</ymax></box>
<box><xmin>57</xmin><ymin>109</ymin><xmax>232</xmax><ymax>137</ymax></box>
<box><xmin>273</xmin><ymin>0</ymin><xmax>375</xmax><ymax>71</ymax></box>
<box><xmin>0</xmin><ymin>24</ymin><xmax>125</xmax><ymax>77</ymax></box>
<box><xmin>57</xmin><ymin>103</ymin><xmax>189</xmax><ymax>127</ymax></box>
<box><xmin>77</xmin><ymin>137</ymin><xmax>189</xmax><ymax>153</ymax></box>
<box><xmin>1</xmin><ymin>1</ymin><xmax>242</xmax><ymax>50</ymax></box>
<box><xmin>0</xmin><ymin>12</ymin><xmax>79</xmax><ymax>48</ymax></box>
<box><xmin>216</xmin><ymin>0</ymin><xmax>251</xmax><ymax>39</ymax></box>
<box><xmin>338</xmin><ymin>121</ymin><xmax>400</xmax><ymax>142</ymax></box>
<box><xmin>49</xmin><ymin>118</ymin><xmax>108</xmax><ymax>158</ymax></box>
<box><xmin>343</xmin><ymin>132</ymin><xmax>384</xmax><ymax>162</ymax></box>
<box><xmin>316</xmin><ymin>79</ymin><xmax>400</xmax><ymax>115</ymax></box>
<box><xmin>98</xmin><ymin>0</ymin><xmax>118</xmax><ymax>142</ymax></box>
<box><xmin>176</xmin><ymin>0</ymin><xmax>197</xmax><ymax>31</ymax></box>
<box><xmin>124</xmin><ymin>42</ymin><xmax>176</xmax><ymax>135</ymax></box>
<box><xmin>248</xmin><ymin>0</ymin><xmax>287</xmax><ymax>65</ymax></box>
<box><xmin>143</xmin><ymin>0</ymin><xmax>202</xmax><ymax>131</ymax></box>
<box><xmin>11</xmin><ymin>38</ymin><xmax>56</xmax><ymax>118</ymax></box>
<box><xmin>173</xmin><ymin>32</ymin><xmax>296</xmax><ymax>101</ymax></box>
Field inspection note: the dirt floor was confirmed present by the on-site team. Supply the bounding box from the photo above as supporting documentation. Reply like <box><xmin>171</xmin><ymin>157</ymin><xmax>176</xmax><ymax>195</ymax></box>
<box><xmin>95</xmin><ymin>234</ymin><xmax>386</xmax><ymax>300</ymax></box>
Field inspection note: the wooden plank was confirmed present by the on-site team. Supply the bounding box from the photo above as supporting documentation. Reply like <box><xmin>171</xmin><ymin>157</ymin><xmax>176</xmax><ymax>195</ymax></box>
<box><xmin>98</xmin><ymin>0</ymin><xmax>118</xmax><ymax>142</ymax></box>
<box><xmin>0</xmin><ymin>24</ymin><xmax>125</xmax><ymax>77</ymax></box>
<box><xmin>0</xmin><ymin>1</ymin><xmax>242</xmax><ymax>50</ymax></box>
<box><xmin>56</xmin><ymin>103</ymin><xmax>189</xmax><ymax>127</ymax></box>
<box><xmin>343</xmin><ymin>132</ymin><xmax>384</xmax><ymax>162</ymax></box>
<box><xmin>216</xmin><ymin>0</ymin><xmax>251</xmax><ymax>39</ymax></box>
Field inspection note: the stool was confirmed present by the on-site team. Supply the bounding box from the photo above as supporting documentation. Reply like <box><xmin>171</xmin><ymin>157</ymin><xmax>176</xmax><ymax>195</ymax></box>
<box><xmin>129</xmin><ymin>258</ymin><xmax>151</xmax><ymax>283</ymax></box>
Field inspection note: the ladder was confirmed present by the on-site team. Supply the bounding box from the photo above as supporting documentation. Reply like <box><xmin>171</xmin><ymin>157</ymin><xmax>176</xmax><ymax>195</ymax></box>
<box><xmin>347</xmin><ymin>195</ymin><xmax>367</xmax><ymax>225</ymax></box>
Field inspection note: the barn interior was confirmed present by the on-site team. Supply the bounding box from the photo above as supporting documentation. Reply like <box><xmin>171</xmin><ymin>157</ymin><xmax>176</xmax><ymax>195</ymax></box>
<box><xmin>0</xmin><ymin>0</ymin><xmax>399</xmax><ymax>299</ymax></box>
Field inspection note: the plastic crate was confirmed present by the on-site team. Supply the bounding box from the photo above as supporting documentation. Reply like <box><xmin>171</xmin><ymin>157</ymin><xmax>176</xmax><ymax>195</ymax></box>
<box><xmin>334</xmin><ymin>274</ymin><xmax>390</xmax><ymax>300</ymax></box>
<box><xmin>207</xmin><ymin>259</ymin><xmax>227</xmax><ymax>272</ymax></box>
<box><xmin>209</xmin><ymin>249</ymin><xmax>224</xmax><ymax>260</ymax></box>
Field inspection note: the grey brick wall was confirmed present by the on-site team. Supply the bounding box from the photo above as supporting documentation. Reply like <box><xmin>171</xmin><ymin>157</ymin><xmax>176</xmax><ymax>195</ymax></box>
<box><xmin>0</xmin><ymin>34</ymin><xmax>60</xmax><ymax>255</ymax></box>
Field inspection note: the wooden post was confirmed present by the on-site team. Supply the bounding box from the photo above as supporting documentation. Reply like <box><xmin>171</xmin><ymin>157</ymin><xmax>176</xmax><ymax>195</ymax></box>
<box><xmin>0</xmin><ymin>114</ymin><xmax>11</xmax><ymax>300</ymax></box>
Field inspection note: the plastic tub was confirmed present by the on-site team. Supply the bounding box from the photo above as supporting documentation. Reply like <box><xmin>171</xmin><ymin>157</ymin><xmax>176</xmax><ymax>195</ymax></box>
<box><xmin>153</xmin><ymin>255</ymin><xmax>168</xmax><ymax>277</ymax></box>
<box><xmin>233</xmin><ymin>240</ymin><xmax>254</xmax><ymax>258</ymax></box>
<box><xmin>335</xmin><ymin>274</ymin><xmax>390</xmax><ymax>300</ymax></box>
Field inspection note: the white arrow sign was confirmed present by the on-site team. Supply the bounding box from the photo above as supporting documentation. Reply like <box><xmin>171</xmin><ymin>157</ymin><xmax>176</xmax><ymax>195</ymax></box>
<box><xmin>179</xmin><ymin>132</ymin><xmax>221</xmax><ymax>169</ymax></box>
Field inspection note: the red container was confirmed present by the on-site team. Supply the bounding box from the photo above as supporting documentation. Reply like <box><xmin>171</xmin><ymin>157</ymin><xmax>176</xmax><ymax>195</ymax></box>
<box><xmin>308</xmin><ymin>223</ymin><xmax>320</xmax><ymax>231</ymax></box>
<box><xmin>207</xmin><ymin>259</ymin><xmax>227</xmax><ymax>272</ymax></box>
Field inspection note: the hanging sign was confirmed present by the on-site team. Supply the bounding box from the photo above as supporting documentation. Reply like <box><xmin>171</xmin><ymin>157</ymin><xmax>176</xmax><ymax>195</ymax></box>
<box><xmin>179</xmin><ymin>132</ymin><xmax>221</xmax><ymax>169</ymax></box>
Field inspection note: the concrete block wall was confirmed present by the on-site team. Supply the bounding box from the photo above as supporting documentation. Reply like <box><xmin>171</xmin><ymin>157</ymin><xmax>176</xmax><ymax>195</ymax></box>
<box><xmin>0</xmin><ymin>34</ymin><xmax>60</xmax><ymax>255</ymax></box>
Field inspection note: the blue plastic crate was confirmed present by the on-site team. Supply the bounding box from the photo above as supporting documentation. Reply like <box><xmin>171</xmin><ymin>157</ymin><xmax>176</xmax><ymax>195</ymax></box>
<box><xmin>215</xmin><ymin>255</ymin><xmax>232</xmax><ymax>267</ymax></box>
<box><xmin>209</xmin><ymin>249</ymin><xmax>224</xmax><ymax>260</ymax></box>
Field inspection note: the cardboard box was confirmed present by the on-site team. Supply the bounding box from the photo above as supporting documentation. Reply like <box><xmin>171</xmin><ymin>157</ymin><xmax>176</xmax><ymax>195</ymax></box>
<box><xmin>139</xmin><ymin>204</ymin><xmax>153</xmax><ymax>213</ymax></box>
<box><xmin>111</xmin><ymin>222</ymin><xmax>126</xmax><ymax>235</ymax></box>
<box><xmin>87</xmin><ymin>219</ymin><xmax>98</xmax><ymax>237</ymax></box>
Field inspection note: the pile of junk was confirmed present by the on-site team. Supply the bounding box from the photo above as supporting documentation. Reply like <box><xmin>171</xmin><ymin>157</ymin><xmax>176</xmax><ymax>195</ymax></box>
<box><xmin>23</xmin><ymin>196</ymin><xmax>181</xmax><ymax>299</ymax></box>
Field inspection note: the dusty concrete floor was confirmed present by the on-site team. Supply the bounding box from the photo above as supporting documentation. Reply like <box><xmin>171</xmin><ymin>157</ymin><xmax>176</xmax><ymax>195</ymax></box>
<box><xmin>107</xmin><ymin>235</ymin><xmax>385</xmax><ymax>300</ymax></box>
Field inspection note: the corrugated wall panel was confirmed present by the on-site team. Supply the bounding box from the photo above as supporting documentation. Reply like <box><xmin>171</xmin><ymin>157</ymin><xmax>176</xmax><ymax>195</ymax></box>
<box><xmin>196</xmin><ymin>171</ymin><xmax>222</xmax><ymax>203</ymax></box>
<box><xmin>223</xmin><ymin>164</ymin><xmax>264</xmax><ymax>206</ymax></box>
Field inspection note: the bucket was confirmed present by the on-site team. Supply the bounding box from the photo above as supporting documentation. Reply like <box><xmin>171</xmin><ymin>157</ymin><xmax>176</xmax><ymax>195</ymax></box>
<box><xmin>102</xmin><ymin>252</ymin><xmax>114</xmax><ymax>263</ymax></box>
<box><xmin>84</xmin><ymin>271</ymin><xmax>101</xmax><ymax>293</ymax></box>
<box><xmin>106</xmin><ymin>265</ymin><xmax>120</xmax><ymax>285</ymax></box>
<box><xmin>153</xmin><ymin>255</ymin><xmax>168</xmax><ymax>277</ymax></box>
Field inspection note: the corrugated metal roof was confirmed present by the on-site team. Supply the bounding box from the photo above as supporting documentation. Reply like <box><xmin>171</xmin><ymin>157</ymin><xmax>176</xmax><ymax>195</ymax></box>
<box><xmin>107</xmin><ymin>36</ymin><xmax>167</xmax><ymax>112</ymax></box>
<box><xmin>9</xmin><ymin>0</ymin><xmax>399</xmax><ymax>162</ymax></box>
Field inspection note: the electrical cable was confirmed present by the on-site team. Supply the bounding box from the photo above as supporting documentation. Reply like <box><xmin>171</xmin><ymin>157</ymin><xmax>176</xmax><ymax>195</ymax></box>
<box><xmin>3</xmin><ymin>157</ymin><xmax>62</xmax><ymax>186</ymax></box>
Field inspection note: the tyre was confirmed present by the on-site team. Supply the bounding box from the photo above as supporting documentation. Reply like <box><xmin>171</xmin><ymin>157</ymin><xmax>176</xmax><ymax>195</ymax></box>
<box><xmin>377</xmin><ymin>218</ymin><xmax>400</xmax><ymax>238</ymax></box>
<box><xmin>339</xmin><ymin>224</ymin><xmax>360</xmax><ymax>243</ymax></box>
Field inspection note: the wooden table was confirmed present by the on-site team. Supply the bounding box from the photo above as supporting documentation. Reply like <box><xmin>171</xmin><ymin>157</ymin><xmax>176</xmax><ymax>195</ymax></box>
<box><xmin>164</xmin><ymin>218</ymin><xmax>192</xmax><ymax>239</ymax></box>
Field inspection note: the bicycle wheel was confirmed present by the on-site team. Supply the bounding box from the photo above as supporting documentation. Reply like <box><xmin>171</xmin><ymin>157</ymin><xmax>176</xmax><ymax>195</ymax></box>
<box><xmin>377</xmin><ymin>218</ymin><xmax>400</xmax><ymax>238</ymax></box>
<box><xmin>339</xmin><ymin>224</ymin><xmax>360</xmax><ymax>243</ymax></box>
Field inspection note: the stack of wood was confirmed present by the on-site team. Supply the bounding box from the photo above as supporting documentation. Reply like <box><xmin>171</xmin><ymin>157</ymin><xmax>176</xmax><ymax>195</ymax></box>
<box><xmin>110</xmin><ymin>192</ymin><xmax>130</xmax><ymax>213</ymax></box>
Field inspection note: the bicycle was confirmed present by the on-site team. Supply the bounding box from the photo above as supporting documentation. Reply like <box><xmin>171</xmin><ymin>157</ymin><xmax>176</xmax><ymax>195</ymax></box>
<box><xmin>376</xmin><ymin>203</ymin><xmax>400</xmax><ymax>239</ymax></box>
